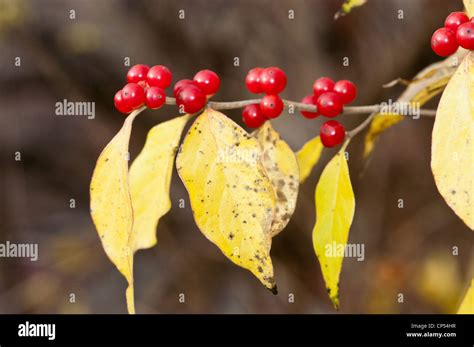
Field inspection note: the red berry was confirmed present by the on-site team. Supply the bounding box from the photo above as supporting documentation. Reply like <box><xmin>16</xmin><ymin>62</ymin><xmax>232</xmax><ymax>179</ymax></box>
<box><xmin>313</xmin><ymin>77</ymin><xmax>335</xmax><ymax>98</ymax></box>
<box><xmin>260</xmin><ymin>94</ymin><xmax>284</xmax><ymax>119</ymax></box>
<box><xmin>316</xmin><ymin>92</ymin><xmax>344</xmax><ymax>118</ymax></box>
<box><xmin>260</xmin><ymin>67</ymin><xmax>287</xmax><ymax>94</ymax></box>
<box><xmin>334</xmin><ymin>80</ymin><xmax>357</xmax><ymax>105</ymax></box>
<box><xmin>126</xmin><ymin>64</ymin><xmax>149</xmax><ymax>84</ymax></box>
<box><xmin>122</xmin><ymin>83</ymin><xmax>146</xmax><ymax>110</ymax></box>
<box><xmin>320</xmin><ymin>120</ymin><xmax>346</xmax><ymax>148</ymax></box>
<box><xmin>114</xmin><ymin>90</ymin><xmax>133</xmax><ymax>114</ymax></box>
<box><xmin>245</xmin><ymin>67</ymin><xmax>264</xmax><ymax>94</ymax></box>
<box><xmin>456</xmin><ymin>22</ymin><xmax>474</xmax><ymax>50</ymax></box>
<box><xmin>145</xmin><ymin>87</ymin><xmax>166</xmax><ymax>109</ymax></box>
<box><xmin>193</xmin><ymin>69</ymin><xmax>220</xmax><ymax>95</ymax></box>
<box><xmin>242</xmin><ymin>104</ymin><xmax>266</xmax><ymax>128</ymax></box>
<box><xmin>444</xmin><ymin>11</ymin><xmax>469</xmax><ymax>31</ymax></box>
<box><xmin>300</xmin><ymin>95</ymin><xmax>319</xmax><ymax>119</ymax></box>
<box><xmin>176</xmin><ymin>85</ymin><xmax>206</xmax><ymax>113</ymax></box>
<box><xmin>173</xmin><ymin>79</ymin><xmax>196</xmax><ymax>98</ymax></box>
<box><xmin>431</xmin><ymin>28</ymin><xmax>458</xmax><ymax>56</ymax></box>
<box><xmin>147</xmin><ymin>65</ymin><xmax>172</xmax><ymax>89</ymax></box>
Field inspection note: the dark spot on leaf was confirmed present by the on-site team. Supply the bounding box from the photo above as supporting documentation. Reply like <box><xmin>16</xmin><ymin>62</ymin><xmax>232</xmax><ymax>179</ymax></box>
<box><xmin>277</xmin><ymin>191</ymin><xmax>287</xmax><ymax>202</ymax></box>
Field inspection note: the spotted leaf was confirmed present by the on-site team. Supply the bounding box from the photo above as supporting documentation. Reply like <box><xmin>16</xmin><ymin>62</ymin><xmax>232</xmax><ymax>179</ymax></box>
<box><xmin>253</xmin><ymin>121</ymin><xmax>299</xmax><ymax>237</ymax></box>
<box><xmin>176</xmin><ymin>109</ymin><xmax>277</xmax><ymax>291</ymax></box>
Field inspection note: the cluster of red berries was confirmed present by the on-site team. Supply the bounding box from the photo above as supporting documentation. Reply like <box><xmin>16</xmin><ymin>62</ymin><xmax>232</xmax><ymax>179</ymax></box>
<box><xmin>115</xmin><ymin>64</ymin><xmax>353</xmax><ymax>148</ymax></box>
<box><xmin>431</xmin><ymin>11</ymin><xmax>474</xmax><ymax>57</ymax></box>
<box><xmin>305</xmin><ymin>77</ymin><xmax>356</xmax><ymax>147</ymax></box>
<box><xmin>173</xmin><ymin>70</ymin><xmax>220</xmax><ymax>113</ymax></box>
<box><xmin>242</xmin><ymin>67</ymin><xmax>287</xmax><ymax>127</ymax></box>
<box><xmin>114</xmin><ymin>64</ymin><xmax>220</xmax><ymax>114</ymax></box>
<box><xmin>301</xmin><ymin>77</ymin><xmax>357</xmax><ymax>119</ymax></box>
<box><xmin>241</xmin><ymin>68</ymin><xmax>356</xmax><ymax>148</ymax></box>
<box><xmin>114</xmin><ymin>64</ymin><xmax>171</xmax><ymax>114</ymax></box>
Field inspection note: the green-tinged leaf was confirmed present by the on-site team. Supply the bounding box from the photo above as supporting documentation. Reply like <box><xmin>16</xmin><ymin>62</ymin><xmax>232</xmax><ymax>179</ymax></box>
<box><xmin>90</xmin><ymin>111</ymin><xmax>139</xmax><ymax>314</ymax></box>
<box><xmin>176</xmin><ymin>108</ymin><xmax>277</xmax><ymax>291</ymax></box>
<box><xmin>432</xmin><ymin>52</ymin><xmax>474</xmax><ymax>230</ymax></box>
<box><xmin>313</xmin><ymin>141</ymin><xmax>355</xmax><ymax>309</ymax></box>
<box><xmin>296</xmin><ymin>135</ymin><xmax>324</xmax><ymax>183</ymax></box>
<box><xmin>363</xmin><ymin>52</ymin><xmax>464</xmax><ymax>159</ymax></box>
<box><xmin>129</xmin><ymin>114</ymin><xmax>191</xmax><ymax>250</ymax></box>
<box><xmin>457</xmin><ymin>279</ymin><xmax>473</xmax><ymax>314</ymax></box>
<box><xmin>252</xmin><ymin>121</ymin><xmax>299</xmax><ymax>237</ymax></box>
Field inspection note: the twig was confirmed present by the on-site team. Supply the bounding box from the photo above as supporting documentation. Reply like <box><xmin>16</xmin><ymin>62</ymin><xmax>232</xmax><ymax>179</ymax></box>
<box><xmin>346</xmin><ymin>112</ymin><xmax>377</xmax><ymax>139</ymax></box>
<box><xmin>165</xmin><ymin>96</ymin><xmax>436</xmax><ymax>118</ymax></box>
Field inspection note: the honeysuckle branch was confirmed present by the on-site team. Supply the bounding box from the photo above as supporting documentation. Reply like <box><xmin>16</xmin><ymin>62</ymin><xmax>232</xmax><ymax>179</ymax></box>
<box><xmin>165</xmin><ymin>96</ymin><xmax>436</xmax><ymax>117</ymax></box>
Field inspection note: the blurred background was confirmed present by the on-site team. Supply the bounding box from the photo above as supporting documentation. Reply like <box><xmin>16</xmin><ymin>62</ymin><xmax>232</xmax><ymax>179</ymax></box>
<box><xmin>0</xmin><ymin>0</ymin><xmax>472</xmax><ymax>314</ymax></box>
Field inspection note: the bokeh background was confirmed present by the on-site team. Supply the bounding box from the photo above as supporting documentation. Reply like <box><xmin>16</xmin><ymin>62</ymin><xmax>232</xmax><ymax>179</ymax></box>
<box><xmin>0</xmin><ymin>0</ymin><xmax>472</xmax><ymax>313</ymax></box>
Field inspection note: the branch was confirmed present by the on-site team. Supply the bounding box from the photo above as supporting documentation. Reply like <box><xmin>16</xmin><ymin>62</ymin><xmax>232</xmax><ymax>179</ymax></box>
<box><xmin>165</xmin><ymin>96</ymin><xmax>436</xmax><ymax>118</ymax></box>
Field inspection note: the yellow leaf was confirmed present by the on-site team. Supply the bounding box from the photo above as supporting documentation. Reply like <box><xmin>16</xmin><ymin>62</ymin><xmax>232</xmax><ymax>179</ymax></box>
<box><xmin>335</xmin><ymin>0</ymin><xmax>367</xmax><ymax>19</ymax></box>
<box><xmin>129</xmin><ymin>115</ymin><xmax>190</xmax><ymax>250</ymax></box>
<box><xmin>90</xmin><ymin>110</ymin><xmax>190</xmax><ymax>314</ymax></box>
<box><xmin>90</xmin><ymin>111</ymin><xmax>138</xmax><ymax>313</ymax></box>
<box><xmin>312</xmin><ymin>141</ymin><xmax>355</xmax><ymax>308</ymax></box>
<box><xmin>432</xmin><ymin>52</ymin><xmax>474</xmax><ymax>230</ymax></box>
<box><xmin>363</xmin><ymin>53</ymin><xmax>462</xmax><ymax>159</ymax></box>
<box><xmin>252</xmin><ymin>122</ymin><xmax>299</xmax><ymax>237</ymax></box>
<box><xmin>457</xmin><ymin>279</ymin><xmax>474</xmax><ymax>314</ymax></box>
<box><xmin>296</xmin><ymin>135</ymin><xmax>324</xmax><ymax>183</ymax></box>
<box><xmin>464</xmin><ymin>0</ymin><xmax>474</xmax><ymax>17</ymax></box>
<box><xmin>176</xmin><ymin>109</ymin><xmax>277</xmax><ymax>291</ymax></box>
<box><xmin>416</xmin><ymin>251</ymin><xmax>462</xmax><ymax>311</ymax></box>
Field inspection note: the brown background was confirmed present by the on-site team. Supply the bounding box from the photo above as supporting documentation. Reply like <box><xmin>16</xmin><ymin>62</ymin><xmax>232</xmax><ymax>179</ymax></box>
<box><xmin>0</xmin><ymin>0</ymin><xmax>472</xmax><ymax>313</ymax></box>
